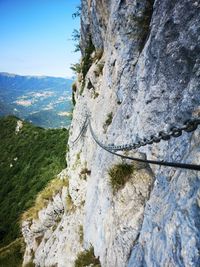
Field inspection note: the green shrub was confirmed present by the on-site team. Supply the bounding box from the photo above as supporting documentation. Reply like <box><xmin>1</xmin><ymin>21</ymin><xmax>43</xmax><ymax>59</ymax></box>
<box><xmin>80</xmin><ymin>81</ymin><xmax>85</xmax><ymax>96</ymax></box>
<box><xmin>75</xmin><ymin>246</ymin><xmax>101</xmax><ymax>267</ymax></box>
<box><xmin>72</xmin><ymin>5</ymin><xmax>81</xmax><ymax>19</ymax></box>
<box><xmin>82</xmin><ymin>37</ymin><xmax>95</xmax><ymax>79</ymax></box>
<box><xmin>71</xmin><ymin>29</ymin><xmax>81</xmax><ymax>52</ymax></box>
<box><xmin>71</xmin><ymin>37</ymin><xmax>95</xmax><ymax>96</ymax></box>
<box><xmin>108</xmin><ymin>163</ymin><xmax>135</xmax><ymax>193</ymax></box>
<box><xmin>70</xmin><ymin>63</ymin><xmax>82</xmax><ymax>74</ymax></box>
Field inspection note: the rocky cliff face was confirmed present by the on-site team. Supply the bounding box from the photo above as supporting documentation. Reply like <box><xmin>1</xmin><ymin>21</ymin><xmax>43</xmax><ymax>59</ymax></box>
<box><xmin>22</xmin><ymin>0</ymin><xmax>200</xmax><ymax>266</ymax></box>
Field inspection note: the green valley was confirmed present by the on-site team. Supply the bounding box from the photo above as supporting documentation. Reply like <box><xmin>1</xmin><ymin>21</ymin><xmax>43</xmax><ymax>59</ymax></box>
<box><xmin>0</xmin><ymin>72</ymin><xmax>73</xmax><ymax>129</ymax></box>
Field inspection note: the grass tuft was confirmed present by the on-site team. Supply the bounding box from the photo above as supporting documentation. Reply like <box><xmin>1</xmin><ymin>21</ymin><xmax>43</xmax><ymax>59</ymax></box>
<box><xmin>66</xmin><ymin>192</ymin><xmax>76</xmax><ymax>213</ymax></box>
<box><xmin>108</xmin><ymin>163</ymin><xmax>134</xmax><ymax>193</ymax></box>
<box><xmin>22</xmin><ymin>178</ymin><xmax>68</xmax><ymax>221</ymax></box>
<box><xmin>75</xmin><ymin>246</ymin><xmax>101</xmax><ymax>267</ymax></box>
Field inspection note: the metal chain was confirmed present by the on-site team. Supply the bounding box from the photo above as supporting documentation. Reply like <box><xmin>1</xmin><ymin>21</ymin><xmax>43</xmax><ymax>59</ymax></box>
<box><xmin>71</xmin><ymin>110</ymin><xmax>200</xmax><ymax>170</ymax></box>
<box><xmin>70</xmin><ymin>115</ymin><xmax>88</xmax><ymax>144</ymax></box>
<box><xmin>88</xmin><ymin>119</ymin><xmax>200</xmax><ymax>171</ymax></box>
<box><xmin>71</xmin><ymin>113</ymin><xmax>200</xmax><ymax>150</ymax></box>
<box><xmin>100</xmin><ymin>118</ymin><xmax>200</xmax><ymax>151</ymax></box>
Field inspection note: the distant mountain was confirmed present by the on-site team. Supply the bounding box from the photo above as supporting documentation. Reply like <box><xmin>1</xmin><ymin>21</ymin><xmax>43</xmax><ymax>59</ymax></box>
<box><xmin>0</xmin><ymin>72</ymin><xmax>73</xmax><ymax>128</ymax></box>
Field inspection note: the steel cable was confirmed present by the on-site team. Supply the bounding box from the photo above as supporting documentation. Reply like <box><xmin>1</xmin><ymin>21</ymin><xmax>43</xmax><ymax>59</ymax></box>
<box><xmin>88</xmin><ymin>119</ymin><xmax>200</xmax><ymax>171</ymax></box>
<box><xmin>70</xmin><ymin>116</ymin><xmax>88</xmax><ymax>144</ymax></box>
<box><xmin>71</xmin><ymin>111</ymin><xmax>200</xmax><ymax>171</ymax></box>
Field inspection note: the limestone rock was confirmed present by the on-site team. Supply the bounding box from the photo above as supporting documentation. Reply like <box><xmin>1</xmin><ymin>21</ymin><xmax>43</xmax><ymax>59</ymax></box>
<box><xmin>22</xmin><ymin>0</ymin><xmax>200</xmax><ymax>266</ymax></box>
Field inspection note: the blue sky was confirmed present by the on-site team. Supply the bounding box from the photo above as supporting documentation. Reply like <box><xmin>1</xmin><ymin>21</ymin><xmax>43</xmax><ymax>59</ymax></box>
<box><xmin>0</xmin><ymin>0</ymin><xmax>81</xmax><ymax>78</ymax></box>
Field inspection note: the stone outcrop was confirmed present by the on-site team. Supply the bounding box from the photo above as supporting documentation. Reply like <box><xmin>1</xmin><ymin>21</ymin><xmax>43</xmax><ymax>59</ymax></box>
<box><xmin>22</xmin><ymin>0</ymin><xmax>200</xmax><ymax>266</ymax></box>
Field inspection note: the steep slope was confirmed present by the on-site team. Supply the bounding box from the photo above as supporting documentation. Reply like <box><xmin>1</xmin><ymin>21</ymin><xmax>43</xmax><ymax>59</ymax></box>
<box><xmin>22</xmin><ymin>0</ymin><xmax>200</xmax><ymax>267</ymax></box>
<box><xmin>0</xmin><ymin>116</ymin><xmax>68</xmax><ymax>266</ymax></box>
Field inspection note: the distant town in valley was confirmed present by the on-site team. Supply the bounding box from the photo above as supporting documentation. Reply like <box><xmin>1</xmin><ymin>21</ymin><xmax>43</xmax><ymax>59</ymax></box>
<box><xmin>0</xmin><ymin>72</ymin><xmax>73</xmax><ymax>128</ymax></box>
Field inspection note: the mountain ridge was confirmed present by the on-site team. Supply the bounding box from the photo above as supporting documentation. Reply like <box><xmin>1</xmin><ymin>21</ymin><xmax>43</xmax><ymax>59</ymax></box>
<box><xmin>0</xmin><ymin>72</ymin><xmax>72</xmax><ymax>79</ymax></box>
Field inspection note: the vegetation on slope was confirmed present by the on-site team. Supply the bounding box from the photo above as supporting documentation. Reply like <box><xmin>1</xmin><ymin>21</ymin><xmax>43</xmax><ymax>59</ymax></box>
<box><xmin>0</xmin><ymin>238</ymin><xmax>25</xmax><ymax>267</ymax></box>
<box><xmin>75</xmin><ymin>246</ymin><xmax>101</xmax><ymax>267</ymax></box>
<box><xmin>0</xmin><ymin>116</ymin><xmax>68</xmax><ymax>248</ymax></box>
<box><xmin>22</xmin><ymin>177</ymin><xmax>68</xmax><ymax>221</ymax></box>
<box><xmin>108</xmin><ymin>163</ymin><xmax>135</xmax><ymax>193</ymax></box>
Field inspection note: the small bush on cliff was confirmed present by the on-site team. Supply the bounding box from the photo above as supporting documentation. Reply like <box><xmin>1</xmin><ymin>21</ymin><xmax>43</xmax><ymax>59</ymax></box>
<box><xmin>72</xmin><ymin>5</ymin><xmax>81</xmax><ymax>19</ymax></box>
<box><xmin>71</xmin><ymin>36</ymin><xmax>95</xmax><ymax>96</ymax></box>
<box><xmin>108</xmin><ymin>163</ymin><xmax>135</xmax><ymax>193</ymax></box>
<box><xmin>93</xmin><ymin>91</ymin><xmax>99</xmax><ymax>99</ymax></box>
<box><xmin>105</xmin><ymin>112</ymin><xmax>113</xmax><ymax>126</ymax></box>
<box><xmin>71</xmin><ymin>29</ymin><xmax>81</xmax><ymax>52</ymax></box>
<box><xmin>82</xmin><ymin>37</ymin><xmax>95</xmax><ymax>79</ymax></box>
<box><xmin>70</xmin><ymin>63</ymin><xmax>82</xmax><ymax>74</ymax></box>
<box><xmin>75</xmin><ymin>246</ymin><xmax>101</xmax><ymax>267</ymax></box>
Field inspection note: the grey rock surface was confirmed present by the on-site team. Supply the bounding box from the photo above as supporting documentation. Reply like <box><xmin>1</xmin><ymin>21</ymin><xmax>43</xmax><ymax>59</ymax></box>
<box><xmin>77</xmin><ymin>0</ymin><xmax>200</xmax><ymax>266</ymax></box>
<box><xmin>22</xmin><ymin>0</ymin><xmax>200</xmax><ymax>266</ymax></box>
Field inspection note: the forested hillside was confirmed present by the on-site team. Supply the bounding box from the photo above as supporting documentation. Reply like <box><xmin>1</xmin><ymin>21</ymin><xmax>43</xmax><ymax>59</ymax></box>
<box><xmin>0</xmin><ymin>116</ymin><xmax>68</xmax><ymax>266</ymax></box>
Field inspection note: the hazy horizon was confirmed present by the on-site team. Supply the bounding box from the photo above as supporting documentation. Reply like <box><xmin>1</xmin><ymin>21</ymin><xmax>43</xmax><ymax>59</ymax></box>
<box><xmin>0</xmin><ymin>71</ymin><xmax>74</xmax><ymax>79</ymax></box>
<box><xmin>0</xmin><ymin>0</ymin><xmax>80</xmax><ymax>78</ymax></box>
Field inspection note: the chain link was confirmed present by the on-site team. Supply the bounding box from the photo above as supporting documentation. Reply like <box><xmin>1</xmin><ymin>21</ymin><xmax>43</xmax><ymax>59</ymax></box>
<box><xmin>103</xmin><ymin>118</ymin><xmax>200</xmax><ymax>151</ymax></box>
<box><xmin>70</xmin><ymin>111</ymin><xmax>200</xmax><ymax>170</ymax></box>
<box><xmin>88</xmin><ymin>119</ymin><xmax>200</xmax><ymax>171</ymax></box>
<box><xmin>70</xmin><ymin>115</ymin><xmax>88</xmax><ymax>144</ymax></box>
<box><xmin>71</xmin><ymin>109</ymin><xmax>200</xmax><ymax>151</ymax></box>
